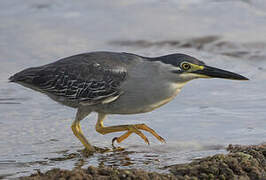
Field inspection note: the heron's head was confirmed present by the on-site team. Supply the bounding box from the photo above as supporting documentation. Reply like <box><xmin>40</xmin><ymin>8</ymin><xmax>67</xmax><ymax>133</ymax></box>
<box><xmin>155</xmin><ymin>53</ymin><xmax>248</xmax><ymax>83</ymax></box>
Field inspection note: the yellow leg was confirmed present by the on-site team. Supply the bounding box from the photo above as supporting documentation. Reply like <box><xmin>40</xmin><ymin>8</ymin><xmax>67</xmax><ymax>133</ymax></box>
<box><xmin>95</xmin><ymin>113</ymin><xmax>165</xmax><ymax>145</ymax></box>
<box><xmin>116</xmin><ymin>124</ymin><xmax>165</xmax><ymax>144</ymax></box>
<box><xmin>71</xmin><ymin>108</ymin><xmax>95</xmax><ymax>152</ymax></box>
<box><xmin>114</xmin><ymin>131</ymin><xmax>133</xmax><ymax>143</ymax></box>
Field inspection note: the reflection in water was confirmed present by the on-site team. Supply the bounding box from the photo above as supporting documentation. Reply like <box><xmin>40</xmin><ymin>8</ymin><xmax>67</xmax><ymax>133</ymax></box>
<box><xmin>48</xmin><ymin>147</ymin><xmax>159</xmax><ymax>170</ymax></box>
<box><xmin>45</xmin><ymin>148</ymin><xmax>163</xmax><ymax>174</ymax></box>
<box><xmin>98</xmin><ymin>150</ymin><xmax>136</xmax><ymax>167</ymax></box>
<box><xmin>40</xmin><ymin>143</ymin><xmax>227</xmax><ymax>175</ymax></box>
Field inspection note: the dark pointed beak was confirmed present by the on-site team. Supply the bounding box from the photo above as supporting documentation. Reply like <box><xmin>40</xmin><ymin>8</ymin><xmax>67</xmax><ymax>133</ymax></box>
<box><xmin>194</xmin><ymin>65</ymin><xmax>249</xmax><ymax>80</ymax></box>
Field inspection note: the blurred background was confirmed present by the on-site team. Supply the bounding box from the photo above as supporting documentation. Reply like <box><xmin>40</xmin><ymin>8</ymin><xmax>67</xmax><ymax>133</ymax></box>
<box><xmin>0</xmin><ymin>0</ymin><xmax>266</xmax><ymax>178</ymax></box>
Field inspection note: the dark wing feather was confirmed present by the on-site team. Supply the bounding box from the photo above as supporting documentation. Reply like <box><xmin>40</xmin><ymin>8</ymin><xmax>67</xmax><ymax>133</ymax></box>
<box><xmin>10</xmin><ymin>55</ymin><xmax>127</xmax><ymax>105</ymax></box>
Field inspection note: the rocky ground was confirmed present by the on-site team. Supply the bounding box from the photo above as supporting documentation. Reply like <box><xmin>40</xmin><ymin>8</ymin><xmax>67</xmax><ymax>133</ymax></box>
<box><xmin>20</xmin><ymin>144</ymin><xmax>266</xmax><ymax>180</ymax></box>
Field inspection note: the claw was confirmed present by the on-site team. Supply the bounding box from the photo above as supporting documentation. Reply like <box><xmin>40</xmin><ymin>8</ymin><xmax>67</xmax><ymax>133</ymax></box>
<box><xmin>111</xmin><ymin>137</ymin><xmax>125</xmax><ymax>151</ymax></box>
<box><xmin>158</xmin><ymin>136</ymin><xmax>166</xmax><ymax>143</ymax></box>
<box><xmin>112</xmin><ymin>137</ymin><xmax>118</xmax><ymax>148</ymax></box>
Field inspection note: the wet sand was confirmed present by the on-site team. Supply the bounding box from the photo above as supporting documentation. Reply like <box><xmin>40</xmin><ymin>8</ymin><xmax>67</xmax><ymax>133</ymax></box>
<box><xmin>19</xmin><ymin>144</ymin><xmax>266</xmax><ymax>179</ymax></box>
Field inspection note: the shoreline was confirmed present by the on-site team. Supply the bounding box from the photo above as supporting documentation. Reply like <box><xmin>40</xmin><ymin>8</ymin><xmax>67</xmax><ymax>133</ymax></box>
<box><xmin>20</xmin><ymin>144</ymin><xmax>266</xmax><ymax>179</ymax></box>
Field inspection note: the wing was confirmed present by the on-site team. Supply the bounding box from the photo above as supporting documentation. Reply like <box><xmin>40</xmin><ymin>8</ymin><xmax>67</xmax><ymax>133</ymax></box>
<box><xmin>10</xmin><ymin>55</ymin><xmax>127</xmax><ymax>105</ymax></box>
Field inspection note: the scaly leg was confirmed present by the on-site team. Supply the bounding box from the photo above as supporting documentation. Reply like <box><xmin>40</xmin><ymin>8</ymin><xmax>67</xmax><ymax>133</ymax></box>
<box><xmin>95</xmin><ymin>113</ymin><xmax>165</xmax><ymax>145</ymax></box>
<box><xmin>71</xmin><ymin>108</ymin><xmax>95</xmax><ymax>152</ymax></box>
<box><xmin>115</xmin><ymin>124</ymin><xmax>166</xmax><ymax>144</ymax></box>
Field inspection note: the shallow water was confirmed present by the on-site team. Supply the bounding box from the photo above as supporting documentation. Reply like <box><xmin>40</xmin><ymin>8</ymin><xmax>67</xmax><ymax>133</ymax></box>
<box><xmin>1</xmin><ymin>0</ymin><xmax>266</xmax><ymax>178</ymax></box>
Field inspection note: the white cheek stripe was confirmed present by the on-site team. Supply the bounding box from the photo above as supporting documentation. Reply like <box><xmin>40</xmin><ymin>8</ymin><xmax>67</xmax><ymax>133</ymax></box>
<box><xmin>180</xmin><ymin>73</ymin><xmax>209</xmax><ymax>79</ymax></box>
<box><xmin>176</xmin><ymin>67</ymin><xmax>182</xmax><ymax>71</ymax></box>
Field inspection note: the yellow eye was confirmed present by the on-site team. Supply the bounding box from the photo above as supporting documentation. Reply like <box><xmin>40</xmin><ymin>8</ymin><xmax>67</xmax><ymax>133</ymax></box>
<box><xmin>181</xmin><ymin>63</ymin><xmax>191</xmax><ymax>70</ymax></box>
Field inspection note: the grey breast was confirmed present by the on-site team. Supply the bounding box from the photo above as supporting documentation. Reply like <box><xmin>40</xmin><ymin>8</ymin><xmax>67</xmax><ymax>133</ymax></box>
<box><xmin>97</xmin><ymin>58</ymin><xmax>180</xmax><ymax>114</ymax></box>
<box><xmin>9</xmin><ymin>52</ymin><xmax>136</xmax><ymax>108</ymax></box>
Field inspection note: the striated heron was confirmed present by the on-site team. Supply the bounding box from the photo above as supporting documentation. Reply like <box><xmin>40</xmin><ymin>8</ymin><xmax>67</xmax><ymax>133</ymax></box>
<box><xmin>9</xmin><ymin>52</ymin><xmax>248</xmax><ymax>152</ymax></box>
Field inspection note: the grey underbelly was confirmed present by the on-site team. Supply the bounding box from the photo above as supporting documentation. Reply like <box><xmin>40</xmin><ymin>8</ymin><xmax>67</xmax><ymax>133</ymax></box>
<box><xmin>93</xmin><ymin>70</ymin><xmax>183</xmax><ymax>114</ymax></box>
<box><xmin>47</xmin><ymin>94</ymin><xmax>168</xmax><ymax>114</ymax></box>
<box><xmin>94</xmin><ymin>99</ymin><xmax>159</xmax><ymax>114</ymax></box>
<box><xmin>46</xmin><ymin>92</ymin><xmax>177</xmax><ymax>114</ymax></box>
<box><xmin>93</xmin><ymin>87</ymin><xmax>181</xmax><ymax>114</ymax></box>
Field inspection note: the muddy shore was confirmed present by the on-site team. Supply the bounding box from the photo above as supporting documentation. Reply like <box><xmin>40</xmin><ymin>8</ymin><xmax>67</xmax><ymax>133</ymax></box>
<box><xmin>20</xmin><ymin>144</ymin><xmax>266</xmax><ymax>180</ymax></box>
